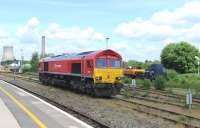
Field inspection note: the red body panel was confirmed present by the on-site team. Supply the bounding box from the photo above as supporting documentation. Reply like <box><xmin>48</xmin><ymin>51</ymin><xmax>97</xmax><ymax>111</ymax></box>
<box><xmin>48</xmin><ymin>60</ymin><xmax>69</xmax><ymax>73</ymax></box>
<box><xmin>39</xmin><ymin>62</ymin><xmax>44</xmax><ymax>72</ymax></box>
<box><xmin>39</xmin><ymin>49</ymin><xmax>122</xmax><ymax>77</ymax></box>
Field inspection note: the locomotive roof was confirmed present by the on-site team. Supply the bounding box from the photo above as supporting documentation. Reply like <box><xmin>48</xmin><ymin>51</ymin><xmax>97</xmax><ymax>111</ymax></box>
<box><xmin>41</xmin><ymin>49</ymin><xmax>121</xmax><ymax>62</ymax></box>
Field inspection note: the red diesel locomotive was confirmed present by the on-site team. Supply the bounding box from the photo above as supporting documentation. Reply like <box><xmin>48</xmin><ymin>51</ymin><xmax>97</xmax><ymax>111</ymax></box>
<box><xmin>39</xmin><ymin>49</ymin><xmax>123</xmax><ymax>97</ymax></box>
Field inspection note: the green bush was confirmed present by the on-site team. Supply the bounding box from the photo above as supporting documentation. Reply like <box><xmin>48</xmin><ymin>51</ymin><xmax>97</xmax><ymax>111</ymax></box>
<box><xmin>30</xmin><ymin>52</ymin><xmax>39</xmax><ymax>72</ymax></box>
<box><xmin>166</xmin><ymin>69</ymin><xmax>178</xmax><ymax>80</ymax></box>
<box><xmin>194</xmin><ymin>85</ymin><xmax>200</xmax><ymax>97</ymax></box>
<box><xmin>166</xmin><ymin>80</ymin><xmax>180</xmax><ymax>88</ymax></box>
<box><xmin>154</xmin><ymin>76</ymin><xmax>166</xmax><ymax>90</ymax></box>
<box><xmin>121</xmin><ymin>76</ymin><xmax>132</xmax><ymax>84</ymax></box>
<box><xmin>142</xmin><ymin>79</ymin><xmax>151</xmax><ymax>89</ymax></box>
<box><xmin>165</xmin><ymin>73</ymin><xmax>200</xmax><ymax>96</ymax></box>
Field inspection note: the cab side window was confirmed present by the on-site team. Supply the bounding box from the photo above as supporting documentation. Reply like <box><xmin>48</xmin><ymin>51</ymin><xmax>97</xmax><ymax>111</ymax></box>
<box><xmin>87</xmin><ymin>60</ymin><xmax>93</xmax><ymax>68</ymax></box>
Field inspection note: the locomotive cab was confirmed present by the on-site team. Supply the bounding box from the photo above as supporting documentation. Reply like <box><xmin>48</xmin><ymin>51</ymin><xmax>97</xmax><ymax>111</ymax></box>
<box><xmin>92</xmin><ymin>50</ymin><xmax>124</xmax><ymax>96</ymax></box>
<box><xmin>94</xmin><ymin>58</ymin><xmax>123</xmax><ymax>84</ymax></box>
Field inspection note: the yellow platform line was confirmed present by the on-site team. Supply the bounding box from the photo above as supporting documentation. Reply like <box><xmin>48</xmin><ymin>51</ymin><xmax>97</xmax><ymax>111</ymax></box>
<box><xmin>0</xmin><ymin>86</ymin><xmax>48</xmax><ymax>128</ymax></box>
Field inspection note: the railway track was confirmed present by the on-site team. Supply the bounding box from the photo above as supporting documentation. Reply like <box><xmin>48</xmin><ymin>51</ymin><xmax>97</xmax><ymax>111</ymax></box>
<box><xmin>130</xmin><ymin>95</ymin><xmax>185</xmax><ymax>107</ymax></box>
<box><xmin>115</xmin><ymin>96</ymin><xmax>200</xmax><ymax>128</ymax></box>
<box><xmin>5</xmin><ymin>72</ymin><xmax>200</xmax><ymax>106</ymax></box>
<box><xmin>2</xmin><ymin>73</ymin><xmax>200</xmax><ymax>127</ymax></box>
<box><xmin>136</xmin><ymin>88</ymin><xmax>200</xmax><ymax>104</ymax></box>
<box><xmin>4</xmin><ymin>72</ymin><xmax>200</xmax><ymax>101</ymax></box>
<box><xmin>121</xmin><ymin>86</ymin><xmax>200</xmax><ymax>109</ymax></box>
<box><xmin>3</xmin><ymin>80</ymin><xmax>110</xmax><ymax>128</ymax></box>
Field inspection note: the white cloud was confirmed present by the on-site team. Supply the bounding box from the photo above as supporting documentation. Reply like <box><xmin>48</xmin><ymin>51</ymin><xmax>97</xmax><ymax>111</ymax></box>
<box><xmin>111</xmin><ymin>41</ymin><xmax>129</xmax><ymax>51</ymax></box>
<box><xmin>114</xmin><ymin>1</ymin><xmax>200</xmax><ymax>61</ymax></box>
<box><xmin>110</xmin><ymin>41</ymin><xmax>160</xmax><ymax>61</ymax></box>
<box><xmin>16</xmin><ymin>17</ymin><xmax>40</xmax><ymax>44</ymax></box>
<box><xmin>152</xmin><ymin>1</ymin><xmax>200</xmax><ymax>25</ymax></box>
<box><xmin>0</xmin><ymin>29</ymin><xmax>8</xmax><ymax>39</ymax></box>
<box><xmin>42</xmin><ymin>24</ymin><xmax>105</xmax><ymax>56</ymax></box>
<box><xmin>114</xmin><ymin>1</ymin><xmax>200</xmax><ymax>44</ymax></box>
<box><xmin>7</xmin><ymin>1</ymin><xmax>200</xmax><ymax>61</ymax></box>
<box><xmin>43</xmin><ymin>23</ymin><xmax>104</xmax><ymax>44</ymax></box>
<box><xmin>14</xmin><ymin>17</ymin><xmax>105</xmax><ymax>59</ymax></box>
<box><xmin>115</xmin><ymin>20</ymin><xmax>173</xmax><ymax>41</ymax></box>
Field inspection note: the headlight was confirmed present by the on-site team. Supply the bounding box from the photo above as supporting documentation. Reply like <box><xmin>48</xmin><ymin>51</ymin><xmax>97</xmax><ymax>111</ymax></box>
<box><xmin>95</xmin><ymin>76</ymin><xmax>102</xmax><ymax>80</ymax></box>
<box><xmin>116</xmin><ymin>77</ymin><xmax>121</xmax><ymax>80</ymax></box>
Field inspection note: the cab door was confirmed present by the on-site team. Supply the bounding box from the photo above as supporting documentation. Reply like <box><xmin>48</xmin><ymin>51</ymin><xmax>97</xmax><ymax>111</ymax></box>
<box><xmin>85</xmin><ymin>60</ymin><xmax>93</xmax><ymax>77</ymax></box>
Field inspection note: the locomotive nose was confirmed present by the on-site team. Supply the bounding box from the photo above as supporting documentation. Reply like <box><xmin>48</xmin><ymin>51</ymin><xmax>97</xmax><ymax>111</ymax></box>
<box><xmin>107</xmin><ymin>71</ymin><xmax>110</xmax><ymax>79</ymax></box>
<box><xmin>94</xmin><ymin>68</ymin><xmax>123</xmax><ymax>84</ymax></box>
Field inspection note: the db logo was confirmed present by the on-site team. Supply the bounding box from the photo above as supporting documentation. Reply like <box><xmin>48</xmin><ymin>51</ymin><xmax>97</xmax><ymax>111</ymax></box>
<box><xmin>54</xmin><ymin>64</ymin><xmax>62</xmax><ymax>68</ymax></box>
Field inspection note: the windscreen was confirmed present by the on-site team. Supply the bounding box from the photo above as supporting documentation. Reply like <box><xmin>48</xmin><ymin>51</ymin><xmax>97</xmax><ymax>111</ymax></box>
<box><xmin>110</xmin><ymin>59</ymin><xmax>121</xmax><ymax>68</ymax></box>
<box><xmin>96</xmin><ymin>59</ymin><xmax>107</xmax><ymax>68</ymax></box>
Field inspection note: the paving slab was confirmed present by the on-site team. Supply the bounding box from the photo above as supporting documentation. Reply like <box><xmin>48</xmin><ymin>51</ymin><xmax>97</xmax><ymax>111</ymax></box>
<box><xmin>0</xmin><ymin>80</ymin><xmax>93</xmax><ymax>128</ymax></box>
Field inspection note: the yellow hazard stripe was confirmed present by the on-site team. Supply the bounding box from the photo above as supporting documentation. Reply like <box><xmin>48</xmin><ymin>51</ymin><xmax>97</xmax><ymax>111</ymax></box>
<box><xmin>0</xmin><ymin>86</ymin><xmax>48</xmax><ymax>128</ymax></box>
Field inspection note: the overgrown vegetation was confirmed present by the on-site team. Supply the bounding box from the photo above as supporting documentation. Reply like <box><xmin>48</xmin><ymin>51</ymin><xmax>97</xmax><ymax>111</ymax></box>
<box><xmin>142</xmin><ymin>79</ymin><xmax>151</xmax><ymax>89</ymax></box>
<box><xmin>166</xmin><ymin>69</ymin><xmax>178</xmax><ymax>80</ymax></box>
<box><xmin>121</xmin><ymin>77</ymin><xmax>132</xmax><ymax>84</ymax></box>
<box><xmin>30</xmin><ymin>52</ymin><xmax>39</xmax><ymax>72</ymax></box>
<box><xmin>126</xmin><ymin>60</ymin><xmax>160</xmax><ymax>69</ymax></box>
<box><xmin>153</xmin><ymin>76</ymin><xmax>166</xmax><ymax>90</ymax></box>
<box><xmin>165</xmin><ymin>73</ymin><xmax>200</xmax><ymax>95</ymax></box>
<box><xmin>121</xmin><ymin>86</ymin><xmax>133</xmax><ymax>98</ymax></box>
<box><xmin>122</xmin><ymin>68</ymin><xmax>200</xmax><ymax>94</ymax></box>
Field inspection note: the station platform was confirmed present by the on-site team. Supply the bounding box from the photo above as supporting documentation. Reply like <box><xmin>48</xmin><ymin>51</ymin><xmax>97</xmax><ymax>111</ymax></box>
<box><xmin>0</xmin><ymin>80</ymin><xmax>93</xmax><ymax>128</ymax></box>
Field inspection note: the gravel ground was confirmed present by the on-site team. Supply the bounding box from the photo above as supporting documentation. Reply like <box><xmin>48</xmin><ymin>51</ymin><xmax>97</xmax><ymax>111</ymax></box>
<box><xmin>0</xmin><ymin>74</ymin><xmax>176</xmax><ymax>128</ymax></box>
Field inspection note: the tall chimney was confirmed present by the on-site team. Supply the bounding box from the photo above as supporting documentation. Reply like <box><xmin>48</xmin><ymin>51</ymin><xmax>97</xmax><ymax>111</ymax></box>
<box><xmin>41</xmin><ymin>36</ymin><xmax>46</xmax><ymax>58</ymax></box>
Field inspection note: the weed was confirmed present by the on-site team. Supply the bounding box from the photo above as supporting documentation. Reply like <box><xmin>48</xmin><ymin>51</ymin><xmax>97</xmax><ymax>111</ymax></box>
<box><xmin>154</xmin><ymin>76</ymin><xmax>166</xmax><ymax>90</ymax></box>
<box><xmin>142</xmin><ymin>79</ymin><xmax>151</xmax><ymax>89</ymax></box>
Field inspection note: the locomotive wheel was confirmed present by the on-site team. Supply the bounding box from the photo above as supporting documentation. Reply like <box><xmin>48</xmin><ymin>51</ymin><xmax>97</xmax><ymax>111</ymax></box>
<box><xmin>41</xmin><ymin>80</ymin><xmax>45</xmax><ymax>85</ymax></box>
<box><xmin>69</xmin><ymin>80</ymin><xmax>78</xmax><ymax>91</ymax></box>
<box><xmin>50</xmin><ymin>79</ymin><xmax>55</xmax><ymax>86</ymax></box>
<box><xmin>79</xmin><ymin>83</ymin><xmax>85</xmax><ymax>93</ymax></box>
<box><xmin>42</xmin><ymin>78</ymin><xmax>47</xmax><ymax>85</ymax></box>
<box><xmin>39</xmin><ymin>76</ymin><xmax>46</xmax><ymax>85</ymax></box>
<box><xmin>44</xmin><ymin>77</ymin><xmax>51</xmax><ymax>86</ymax></box>
<box><xmin>94</xmin><ymin>88</ymin><xmax>112</xmax><ymax>97</ymax></box>
<box><xmin>85</xmin><ymin>81</ymin><xmax>95</xmax><ymax>96</ymax></box>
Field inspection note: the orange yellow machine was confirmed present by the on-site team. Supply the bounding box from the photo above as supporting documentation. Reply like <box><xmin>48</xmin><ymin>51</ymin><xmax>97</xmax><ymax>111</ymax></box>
<box><xmin>123</xmin><ymin>66</ymin><xmax>145</xmax><ymax>78</ymax></box>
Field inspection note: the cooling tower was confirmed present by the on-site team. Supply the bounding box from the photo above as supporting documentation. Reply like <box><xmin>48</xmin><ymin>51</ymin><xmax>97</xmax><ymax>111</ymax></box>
<box><xmin>2</xmin><ymin>46</ymin><xmax>15</xmax><ymax>61</ymax></box>
<box><xmin>41</xmin><ymin>36</ymin><xmax>46</xmax><ymax>58</ymax></box>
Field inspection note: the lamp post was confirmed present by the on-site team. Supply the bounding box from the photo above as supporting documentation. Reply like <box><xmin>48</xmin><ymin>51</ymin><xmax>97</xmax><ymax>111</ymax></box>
<box><xmin>20</xmin><ymin>49</ymin><xmax>24</xmax><ymax>66</ymax></box>
<box><xmin>105</xmin><ymin>37</ymin><xmax>110</xmax><ymax>49</ymax></box>
<box><xmin>195</xmin><ymin>56</ymin><xmax>200</xmax><ymax>76</ymax></box>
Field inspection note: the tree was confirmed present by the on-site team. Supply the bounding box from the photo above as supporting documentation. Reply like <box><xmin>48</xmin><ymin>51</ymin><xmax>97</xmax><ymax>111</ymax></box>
<box><xmin>30</xmin><ymin>52</ymin><xmax>39</xmax><ymax>72</ymax></box>
<box><xmin>144</xmin><ymin>60</ymin><xmax>160</xmax><ymax>69</ymax></box>
<box><xmin>127</xmin><ymin>60</ymin><xmax>144</xmax><ymax>68</ymax></box>
<box><xmin>126</xmin><ymin>60</ymin><xmax>160</xmax><ymax>69</ymax></box>
<box><xmin>161</xmin><ymin>41</ymin><xmax>199</xmax><ymax>73</ymax></box>
<box><xmin>40</xmin><ymin>53</ymin><xmax>54</xmax><ymax>59</ymax></box>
